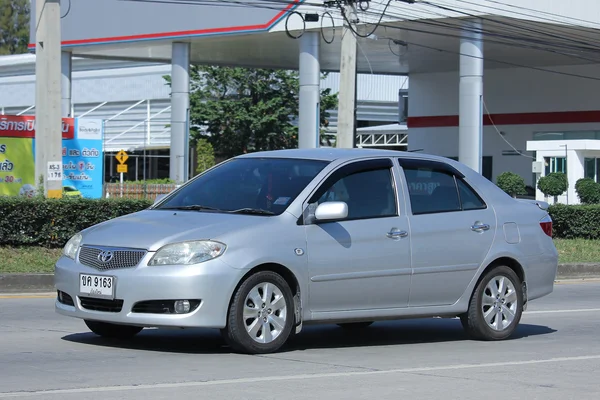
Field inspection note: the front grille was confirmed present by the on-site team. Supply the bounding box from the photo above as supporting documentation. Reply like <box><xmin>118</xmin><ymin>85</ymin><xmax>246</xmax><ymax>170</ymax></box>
<box><xmin>132</xmin><ymin>300</ymin><xmax>201</xmax><ymax>314</ymax></box>
<box><xmin>78</xmin><ymin>246</ymin><xmax>146</xmax><ymax>271</ymax></box>
<box><xmin>79</xmin><ymin>297</ymin><xmax>124</xmax><ymax>313</ymax></box>
<box><xmin>57</xmin><ymin>290</ymin><xmax>74</xmax><ymax>306</ymax></box>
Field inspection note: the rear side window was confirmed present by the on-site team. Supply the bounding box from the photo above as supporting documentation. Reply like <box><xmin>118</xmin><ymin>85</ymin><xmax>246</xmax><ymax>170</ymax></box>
<box><xmin>401</xmin><ymin>162</ymin><xmax>486</xmax><ymax>215</ymax></box>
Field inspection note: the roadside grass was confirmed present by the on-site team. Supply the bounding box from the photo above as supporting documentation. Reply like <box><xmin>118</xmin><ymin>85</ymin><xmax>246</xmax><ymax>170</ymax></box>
<box><xmin>0</xmin><ymin>239</ymin><xmax>599</xmax><ymax>274</ymax></box>
<box><xmin>553</xmin><ymin>238</ymin><xmax>600</xmax><ymax>264</ymax></box>
<box><xmin>0</xmin><ymin>247</ymin><xmax>62</xmax><ymax>274</ymax></box>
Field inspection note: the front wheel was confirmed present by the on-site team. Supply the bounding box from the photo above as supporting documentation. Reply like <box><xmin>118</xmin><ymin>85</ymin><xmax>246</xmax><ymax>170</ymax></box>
<box><xmin>461</xmin><ymin>266</ymin><xmax>523</xmax><ymax>341</ymax></box>
<box><xmin>222</xmin><ymin>271</ymin><xmax>295</xmax><ymax>354</ymax></box>
<box><xmin>84</xmin><ymin>320</ymin><xmax>143</xmax><ymax>339</ymax></box>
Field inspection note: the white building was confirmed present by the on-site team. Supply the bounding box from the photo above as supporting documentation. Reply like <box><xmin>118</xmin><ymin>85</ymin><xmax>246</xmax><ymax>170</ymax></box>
<box><xmin>408</xmin><ymin>64</ymin><xmax>600</xmax><ymax>204</ymax></box>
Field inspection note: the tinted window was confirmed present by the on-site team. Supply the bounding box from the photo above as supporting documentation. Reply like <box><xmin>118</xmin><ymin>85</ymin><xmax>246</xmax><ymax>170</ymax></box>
<box><xmin>156</xmin><ymin>158</ymin><xmax>329</xmax><ymax>215</ymax></box>
<box><xmin>403</xmin><ymin>166</ymin><xmax>486</xmax><ymax>215</ymax></box>
<box><xmin>316</xmin><ymin>168</ymin><xmax>397</xmax><ymax>220</ymax></box>
<box><xmin>457</xmin><ymin>178</ymin><xmax>486</xmax><ymax>210</ymax></box>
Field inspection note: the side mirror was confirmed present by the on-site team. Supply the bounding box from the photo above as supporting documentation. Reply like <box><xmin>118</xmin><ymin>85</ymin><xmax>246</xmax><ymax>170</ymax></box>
<box><xmin>153</xmin><ymin>194</ymin><xmax>167</xmax><ymax>205</ymax></box>
<box><xmin>314</xmin><ymin>201</ymin><xmax>348</xmax><ymax>222</ymax></box>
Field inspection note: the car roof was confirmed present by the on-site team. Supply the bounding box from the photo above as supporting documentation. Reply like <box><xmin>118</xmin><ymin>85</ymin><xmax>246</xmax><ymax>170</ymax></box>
<box><xmin>235</xmin><ymin>148</ymin><xmax>452</xmax><ymax>163</ymax></box>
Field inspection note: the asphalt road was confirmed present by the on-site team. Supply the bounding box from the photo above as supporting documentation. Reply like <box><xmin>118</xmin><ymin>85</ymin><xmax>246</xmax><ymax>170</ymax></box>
<box><xmin>1</xmin><ymin>281</ymin><xmax>600</xmax><ymax>399</ymax></box>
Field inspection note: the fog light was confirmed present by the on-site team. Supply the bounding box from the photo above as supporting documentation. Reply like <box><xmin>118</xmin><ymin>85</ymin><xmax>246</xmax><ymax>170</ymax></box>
<box><xmin>174</xmin><ymin>300</ymin><xmax>191</xmax><ymax>314</ymax></box>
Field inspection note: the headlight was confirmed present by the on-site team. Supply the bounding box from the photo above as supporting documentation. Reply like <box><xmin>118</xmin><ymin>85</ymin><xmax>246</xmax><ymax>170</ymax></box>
<box><xmin>148</xmin><ymin>240</ymin><xmax>226</xmax><ymax>266</ymax></box>
<box><xmin>63</xmin><ymin>233</ymin><xmax>82</xmax><ymax>260</ymax></box>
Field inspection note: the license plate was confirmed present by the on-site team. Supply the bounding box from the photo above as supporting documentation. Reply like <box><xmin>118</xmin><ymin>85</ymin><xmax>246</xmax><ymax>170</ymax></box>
<box><xmin>79</xmin><ymin>274</ymin><xmax>115</xmax><ymax>299</ymax></box>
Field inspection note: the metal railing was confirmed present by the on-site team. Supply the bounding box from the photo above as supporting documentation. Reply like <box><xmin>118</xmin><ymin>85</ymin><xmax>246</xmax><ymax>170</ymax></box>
<box><xmin>104</xmin><ymin>183</ymin><xmax>178</xmax><ymax>200</ymax></box>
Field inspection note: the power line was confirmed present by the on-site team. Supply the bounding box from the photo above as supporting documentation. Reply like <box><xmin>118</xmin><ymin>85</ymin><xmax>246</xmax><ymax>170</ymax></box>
<box><xmin>121</xmin><ymin>0</ymin><xmax>600</xmax><ymax>82</ymax></box>
<box><xmin>421</xmin><ymin>0</ymin><xmax>600</xmax><ymax>52</ymax></box>
<box><xmin>388</xmin><ymin>37</ymin><xmax>600</xmax><ymax>82</ymax></box>
<box><xmin>347</xmin><ymin>5</ymin><xmax>600</xmax><ymax>64</ymax></box>
<box><xmin>358</xmin><ymin>1</ymin><xmax>600</xmax><ymax>54</ymax></box>
<box><xmin>474</xmin><ymin>0</ymin><xmax>600</xmax><ymax>29</ymax></box>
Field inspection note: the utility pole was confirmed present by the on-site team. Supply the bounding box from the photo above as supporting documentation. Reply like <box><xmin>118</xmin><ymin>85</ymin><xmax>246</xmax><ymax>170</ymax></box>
<box><xmin>336</xmin><ymin>1</ymin><xmax>358</xmax><ymax>149</ymax></box>
<box><xmin>35</xmin><ymin>0</ymin><xmax>63</xmax><ymax>198</ymax></box>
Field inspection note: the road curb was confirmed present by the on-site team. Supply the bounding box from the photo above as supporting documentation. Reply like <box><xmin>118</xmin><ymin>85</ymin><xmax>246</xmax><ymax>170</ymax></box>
<box><xmin>1</xmin><ymin>264</ymin><xmax>599</xmax><ymax>294</ymax></box>
<box><xmin>0</xmin><ymin>273</ymin><xmax>55</xmax><ymax>293</ymax></box>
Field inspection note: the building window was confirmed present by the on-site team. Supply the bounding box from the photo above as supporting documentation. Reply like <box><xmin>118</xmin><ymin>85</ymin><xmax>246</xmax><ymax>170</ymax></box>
<box><xmin>534</xmin><ymin>130</ymin><xmax>600</xmax><ymax>140</ymax></box>
<box><xmin>544</xmin><ymin>157</ymin><xmax>567</xmax><ymax>175</ymax></box>
<box><xmin>584</xmin><ymin>158</ymin><xmax>600</xmax><ymax>183</ymax></box>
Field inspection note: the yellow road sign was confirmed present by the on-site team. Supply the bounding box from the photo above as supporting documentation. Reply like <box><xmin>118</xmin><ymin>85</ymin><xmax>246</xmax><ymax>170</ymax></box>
<box><xmin>115</xmin><ymin>150</ymin><xmax>129</xmax><ymax>164</ymax></box>
<box><xmin>117</xmin><ymin>164</ymin><xmax>128</xmax><ymax>174</ymax></box>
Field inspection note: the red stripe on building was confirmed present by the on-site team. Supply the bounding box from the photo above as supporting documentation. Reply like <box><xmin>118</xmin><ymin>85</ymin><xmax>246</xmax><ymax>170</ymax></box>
<box><xmin>0</xmin><ymin>115</ymin><xmax>75</xmax><ymax>139</ymax></box>
<box><xmin>28</xmin><ymin>0</ymin><xmax>300</xmax><ymax>48</ymax></box>
<box><xmin>408</xmin><ymin>110</ymin><xmax>600</xmax><ymax>128</ymax></box>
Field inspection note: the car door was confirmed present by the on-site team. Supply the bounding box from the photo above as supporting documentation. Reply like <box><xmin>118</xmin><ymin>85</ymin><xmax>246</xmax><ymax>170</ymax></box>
<box><xmin>302</xmin><ymin>158</ymin><xmax>412</xmax><ymax>314</ymax></box>
<box><xmin>397</xmin><ymin>158</ymin><xmax>497</xmax><ymax>307</ymax></box>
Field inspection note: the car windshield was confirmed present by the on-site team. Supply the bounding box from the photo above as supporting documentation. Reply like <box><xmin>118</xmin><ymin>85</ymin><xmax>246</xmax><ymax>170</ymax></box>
<box><xmin>155</xmin><ymin>157</ymin><xmax>329</xmax><ymax>215</ymax></box>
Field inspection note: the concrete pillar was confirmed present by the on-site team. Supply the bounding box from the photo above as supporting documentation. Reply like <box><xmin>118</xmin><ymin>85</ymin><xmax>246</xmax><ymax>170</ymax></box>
<box><xmin>298</xmin><ymin>32</ymin><xmax>321</xmax><ymax>149</ymax></box>
<box><xmin>61</xmin><ymin>51</ymin><xmax>72</xmax><ymax>117</ymax></box>
<box><xmin>34</xmin><ymin>0</ymin><xmax>63</xmax><ymax>198</ymax></box>
<box><xmin>169</xmin><ymin>42</ymin><xmax>190</xmax><ymax>183</ymax></box>
<box><xmin>459</xmin><ymin>19</ymin><xmax>484</xmax><ymax>174</ymax></box>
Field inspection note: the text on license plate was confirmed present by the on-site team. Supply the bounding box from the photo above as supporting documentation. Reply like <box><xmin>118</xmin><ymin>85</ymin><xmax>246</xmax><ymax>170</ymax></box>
<box><xmin>79</xmin><ymin>274</ymin><xmax>115</xmax><ymax>298</ymax></box>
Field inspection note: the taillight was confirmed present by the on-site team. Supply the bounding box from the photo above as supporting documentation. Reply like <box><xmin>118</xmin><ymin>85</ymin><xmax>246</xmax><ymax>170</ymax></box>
<box><xmin>540</xmin><ymin>214</ymin><xmax>553</xmax><ymax>237</ymax></box>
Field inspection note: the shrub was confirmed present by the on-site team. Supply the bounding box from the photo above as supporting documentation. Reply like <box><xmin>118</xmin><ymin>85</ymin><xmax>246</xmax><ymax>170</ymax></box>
<box><xmin>496</xmin><ymin>172</ymin><xmax>527</xmax><ymax>197</ymax></box>
<box><xmin>0</xmin><ymin>197</ymin><xmax>152</xmax><ymax>248</ymax></box>
<box><xmin>538</xmin><ymin>172</ymin><xmax>568</xmax><ymax>203</ymax></box>
<box><xmin>548</xmin><ymin>204</ymin><xmax>600</xmax><ymax>240</ymax></box>
<box><xmin>575</xmin><ymin>178</ymin><xmax>600</xmax><ymax>204</ymax></box>
<box><xmin>196</xmin><ymin>138</ymin><xmax>216</xmax><ymax>174</ymax></box>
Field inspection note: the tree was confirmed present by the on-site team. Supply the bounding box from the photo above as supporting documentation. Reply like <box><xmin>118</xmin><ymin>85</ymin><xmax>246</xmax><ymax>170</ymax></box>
<box><xmin>537</xmin><ymin>172</ymin><xmax>568</xmax><ymax>203</ymax></box>
<box><xmin>195</xmin><ymin>137</ymin><xmax>215</xmax><ymax>174</ymax></box>
<box><xmin>165</xmin><ymin>66</ymin><xmax>338</xmax><ymax>158</ymax></box>
<box><xmin>0</xmin><ymin>0</ymin><xmax>30</xmax><ymax>55</ymax></box>
<box><xmin>575</xmin><ymin>178</ymin><xmax>600</xmax><ymax>204</ymax></box>
<box><xmin>496</xmin><ymin>171</ymin><xmax>527</xmax><ymax>198</ymax></box>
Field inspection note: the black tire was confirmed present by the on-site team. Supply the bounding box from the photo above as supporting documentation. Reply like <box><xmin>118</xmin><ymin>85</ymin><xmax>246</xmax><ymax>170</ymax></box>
<box><xmin>337</xmin><ymin>321</ymin><xmax>373</xmax><ymax>329</ymax></box>
<box><xmin>222</xmin><ymin>271</ymin><xmax>295</xmax><ymax>354</ymax></box>
<box><xmin>461</xmin><ymin>265</ymin><xmax>523</xmax><ymax>341</ymax></box>
<box><xmin>84</xmin><ymin>320</ymin><xmax>143</xmax><ymax>339</ymax></box>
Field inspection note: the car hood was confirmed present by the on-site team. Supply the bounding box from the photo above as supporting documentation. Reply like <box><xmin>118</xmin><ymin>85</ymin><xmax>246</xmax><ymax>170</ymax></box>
<box><xmin>80</xmin><ymin>209</ymin><xmax>271</xmax><ymax>251</ymax></box>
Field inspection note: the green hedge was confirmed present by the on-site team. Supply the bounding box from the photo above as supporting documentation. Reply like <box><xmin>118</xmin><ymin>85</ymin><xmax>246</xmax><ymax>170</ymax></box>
<box><xmin>0</xmin><ymin>197</ymin><xmax>152</xmax><ymax>248</ymax></box>
<box><xmin>1</xmin><ymin>197</ymin><xmax>599</xmax><ymax>249</ymax></box>
<box><xmin>549</xmin><ymin>204</ymin><xmax>600</xmax><ymax>240</ymax></box>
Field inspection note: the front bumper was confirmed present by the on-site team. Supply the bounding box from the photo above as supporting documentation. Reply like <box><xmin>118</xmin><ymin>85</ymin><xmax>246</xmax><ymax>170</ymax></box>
<box><xmin>54</xmin><ymin>253</ymin><xmax>243</xmax><ymax>329</ymax></box>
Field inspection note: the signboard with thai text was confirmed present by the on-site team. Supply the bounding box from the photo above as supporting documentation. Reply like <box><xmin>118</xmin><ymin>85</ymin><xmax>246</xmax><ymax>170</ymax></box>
<box><xmin>0</xmin><ymin>115</ymin><xmax>104</xmax><ymax>198</ymax></box>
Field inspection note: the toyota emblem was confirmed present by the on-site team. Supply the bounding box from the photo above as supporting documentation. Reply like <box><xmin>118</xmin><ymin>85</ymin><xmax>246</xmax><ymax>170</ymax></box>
<box><xmin>97</xmin><ymin>250</ymin><xmax>114</xmax><ymax>263</ymax></box>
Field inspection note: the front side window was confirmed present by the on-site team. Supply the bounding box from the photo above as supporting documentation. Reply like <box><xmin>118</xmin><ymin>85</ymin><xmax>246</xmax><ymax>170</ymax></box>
<box><xmin>402</xmin><ymin>163</ymin><xmax>486</xmax><ymax>215</ymax></box>
<box><xmin>314</xmin><ymin>168</ymin><xmax>397</xmax><ymax>220</ymax></box>
<box><xmin>155</xmin><ymin>157</ymin><xmax>329</xmax><ymax>215</ymax></box>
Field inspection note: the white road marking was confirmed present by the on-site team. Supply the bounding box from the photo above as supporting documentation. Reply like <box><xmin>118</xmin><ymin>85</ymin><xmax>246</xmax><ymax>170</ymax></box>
<box><xmin>2</xmin><ymin>354</ymin><xmax>600</xmax><ymax>398</ymax></box>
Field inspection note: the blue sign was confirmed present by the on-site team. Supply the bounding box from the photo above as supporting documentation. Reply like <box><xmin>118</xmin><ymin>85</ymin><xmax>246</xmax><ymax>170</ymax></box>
<box><xmin>62</xmin><ymin>118</ymin><xmax>104</xmax><ymax>198</ymax></box>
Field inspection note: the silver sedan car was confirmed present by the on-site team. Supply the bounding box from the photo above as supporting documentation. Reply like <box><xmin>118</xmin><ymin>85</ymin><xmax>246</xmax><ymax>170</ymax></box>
<box><xmin>55</xmin><ymin>148</ymin><xmax>558</xmax><ymax>354</ymax></box>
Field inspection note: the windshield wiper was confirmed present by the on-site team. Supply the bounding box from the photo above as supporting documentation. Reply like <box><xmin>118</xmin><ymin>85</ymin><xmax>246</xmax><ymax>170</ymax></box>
<box><xmin>228</xmin><ymin>208</ymin><xmax>275</xmax><ymax>215</ymax></box>
<box><xmin>160</xmin><ymin>205</ymin><xmax>223</xmax><ymax>212</ymax></box>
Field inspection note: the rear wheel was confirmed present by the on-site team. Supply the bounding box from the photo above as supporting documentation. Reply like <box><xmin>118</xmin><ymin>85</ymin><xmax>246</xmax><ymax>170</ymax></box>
<box><xmin>461</xmin><ymin>265</ymin><xmax>523</xmax><ymax>341</ymax></box>
<box><xmin>222</xmin><ymin>271</ymin><xmax>295</xmax><ymax>354</ymax></box>
<box><xmin>84</xmin><ymin>320</ymin><xmax>143</xmax><ymax>339</ymax></box>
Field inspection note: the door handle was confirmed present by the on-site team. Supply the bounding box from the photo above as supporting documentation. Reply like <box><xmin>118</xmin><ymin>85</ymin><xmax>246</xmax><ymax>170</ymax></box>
<box><xmin>471</xmin><ymin>223</ymin><xmax>490</xmax><ymax>232</ymax></box>
<box><xmin>387</xmin><ymin>229</ymin><xmax>408</xmax><ymax>239</ymax></box>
